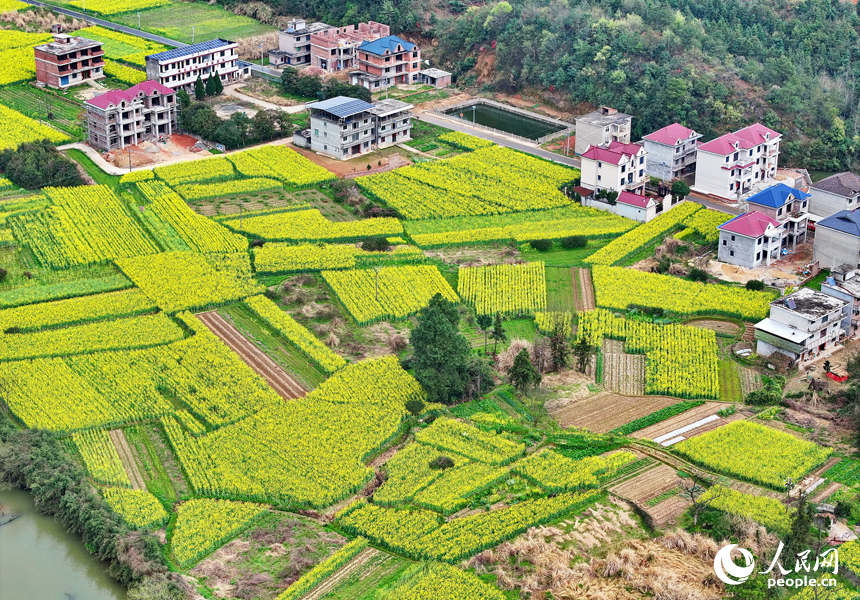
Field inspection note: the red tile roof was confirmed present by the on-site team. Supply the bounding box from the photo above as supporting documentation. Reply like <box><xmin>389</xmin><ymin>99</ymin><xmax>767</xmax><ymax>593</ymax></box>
<box><xmin>615</xmin><ymin>191</ymin><xmax>654</xmax><ymax>208</ymax></box>
<box><xmin>581</xmin><ymin>141</ymin><xmax>643</xmax><ymax>165</ymax></box>
<box><xmin>697</xmin><ymin>132</ymin><xmax>755</xmax><ymax>155</ymax></box>
<box><xmin>718</xmin><ymin>211</ymin><xmax>781</xmax><ymax>238</ymax></box>
<box><xmin>86</xmin><ymin>81</ymin><xmax>174</xmax><ymax>109</ymax></box>
<box><xmin>643</xmin><ymin>123</ymin><xmax>698</xmax><ymax>146</ymax></box>
<box><xmin>734</xmin><ymin>123</ymin><xmax>781</xmax><ymax>146</ymax></box>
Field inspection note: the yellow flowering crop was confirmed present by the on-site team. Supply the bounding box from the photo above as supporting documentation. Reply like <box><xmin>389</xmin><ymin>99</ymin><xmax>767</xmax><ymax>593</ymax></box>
<box><xmin>458</xmin><ymin>261</ymin><xmax>546</xmax><ymax>316</ymax></box>
<box><xmin>76</xmin><ymin>26</ymin><xmax>168</xmax><ymax>66</ymax></box>
<box><xmin>170</xmin><ymin>499</ymin><xmax>267</xmax><ymax>567</ymax></box>
<box><xmin>276</xmin><ymin>538</ymin><xmax>369</xmax><ymax>600</ymax></box>
<box><xmin>245</xmin><ymin>295</ymin><xmax>346</xmax><ymax>374</ymax></box>
<box><xmin>120</xmin><ymin>169</ymin><xmax>154</xmax><ymax>184</ymax></box>
<box><xmin>220</xmin><ymin>208</ymin><xmax>403</xmax><ymax>242</ymax></box>
<box><xmin>253</xmin><ymin>242</ymin><xmax>424</xmax><ymax>274</ymax></box>
<box><xmin>321</xmin><ymin>265</ymin><xmax>458</xmax><ymax>326</ymax></box>
<box><xmin>385</xmin><ymin>563</ymin><xmax>506</xmax><ymax>600</ymax></box>
<box><xmin>240</xmin><ymin>145</ymin><xmax>336</xmax><ymax>187</ymax></box>
<box><xmin>413</xmin><ymin>461</ymin><xmax>510</xmax><ymax>514</ymax></box>
<box><xmin>154</xmin><ymin>157</ymin><xmax>236</xmax><ymax>186</ymax></box>
<box><xmin>438</xmin><ymin>131</ymin><xmax>495</xmax><ymax>151</ymax></box>
<box><xmin>415</xmin><ymin>418</ymin><xmax>525</xmax><ymax>465</ymax></box>
<box><xmin>173</xmin><ymin>177</ymin><xmax>283</xmax><ymax>202</ymax></box>
<box><xmin>675</xmin><ymin>421</ymin><xmax>832</xmax><ymax>489</ymax></box>
<box><xmin>681</xmin><ymin>208</ymin><xmax>730</xmax><ymax>243</ymax></box>
<box><xmin>72</xmin><ymin>429</ymin><xmax>131</xmax><ymax>487</ymax></box>
<box><xmin>534</xmin><ymin>311</ymin><xmax>574</xmax><ymax>335</ymax></box>
<box><xmin>375</xmin><ymin>443</ymin><xmax>465</xmax><ymax>506</ymax></box>
<box><xmin>103</xmin><ymin>60</ymin><xmax>146</xmax><ymax>85</ymax></box>
<box><xmin>701</xmin><ymin>486</ymin><xmax>792</xmax><ymax>533</ymax></box>
<box><xmin>514</xmin><ymin>448</ymin><xmax>636</xmax><ymax>493</ymax></box>
<box><xmin>69</xmin><ymin>0</ymin><xmax>170</xmax><ymax>15</ymax></box>
<box><xmin>103</xmin><ymin>488</ymin><xmax>169</xmax><ymax>529</ymax></box>
<box><xmin>0</xmin><ymin>0</ymin><xmax>26</xmax><ymax>13</ymax></box>
<box><xmin>0</xmin><ymin>104</ymin><xmax>69</xmax><ymax>149</ymax></box>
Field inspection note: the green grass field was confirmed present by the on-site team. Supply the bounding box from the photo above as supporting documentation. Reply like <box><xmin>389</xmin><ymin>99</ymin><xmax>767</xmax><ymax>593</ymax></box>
<box><xmin>545</xmin><ymin>266</ymin><xmax>575</xmax><ymax>312</ymax></box>
<box><xmin>718</xmin><ymin>359</ymin><xmax>742</xmax><ymax>403</ymax></box>
<box><xmin>315</xmin><ymin>552</ymin><xmax>412</xmax><ymax>600</ymax></box>
<box><xmin>521</xmin><ymin>239</ymin><xmax>610</xmax><ymax>267</ymax></box>
<box><xmin>112</xmin><ymin>3</ymin><xmax>274</xmax><ymax>44</ymax></box>
<box><xmin>0</xmin><ymin>85</ymin><xmax>84</xmax><ymax>139</ymax></box>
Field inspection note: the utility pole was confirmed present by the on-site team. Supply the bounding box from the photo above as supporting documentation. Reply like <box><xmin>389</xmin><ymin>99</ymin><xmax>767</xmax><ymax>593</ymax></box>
<box><xmin>259</xmin><ymin>44</ymin><xmax>264</xmax><ymax>66</ymax></box>
<box><xmin>137</xmin><ymin>11</ymin><xmax>141</xmax><ymax>29</ymax></box>
<box><xmin>127</xmin><ymin>147</ymin><xmax>132</xmax><ymax>173</ymax></box>
<box><xmin>472</xmin><ymin>105</ymin><xmax>476</xmax><ymax>123</ymax></box>
<box><xmin>192</xmin><ymin>26</ymin><xmax>196</xmax><ymax>44</ymax></box>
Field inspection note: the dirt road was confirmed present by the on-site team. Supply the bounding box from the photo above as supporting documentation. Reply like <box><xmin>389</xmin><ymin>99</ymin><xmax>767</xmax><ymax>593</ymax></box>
<box><xmin>575</xmin><ymin>268</ymin><xmax>595</xmax><ymax>311</ymax></box>
<box><xmin>110</xmin><ymin>429</ymin><xmax>145</xmax><ymax>490</ymax></box>
<box><xmin>197</xmin><ymin>311</ymin><xmax>307</xmax><ymax>400</ymax></box>
<box><xmin>301</xmin><ymin>547</ymin><xmax>380</xmax><ymax>600</ymax></box>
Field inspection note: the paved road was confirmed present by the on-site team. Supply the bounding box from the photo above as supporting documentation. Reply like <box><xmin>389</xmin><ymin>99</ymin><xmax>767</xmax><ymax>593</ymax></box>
<box><xmin>19</xmin><ymin>0</ymin><xmax>282</xmax><ymax>79</ymax></box>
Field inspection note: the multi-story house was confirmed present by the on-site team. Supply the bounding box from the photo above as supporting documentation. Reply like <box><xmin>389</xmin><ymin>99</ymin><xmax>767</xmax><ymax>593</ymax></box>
<box><xmin>812</xmin><ymin>210</ymin><xmax>860</xmax><ymax>270</ymax></box>
<box><xmin>268</xmin><ymin>19</ymin><xmax>333</xmax><ymax>67</ymax></box>
<box><xmin>309</xmin><ymin>21</ymin><xmax>389</xmax><ymax>73</ymax></box>
<box><xmin>809</xmin><ymin>172</ymin><xmax>860</xmax><ymax>218</ymax></box>
<box><xmin>744</xmin><ymin>183</ymin><xmax>809</xmax><ymax>250</ymax></box>
<box><xmin>348</xmin><ymin>35</ymin><xmax>421</xmax><ymax>91</ymax></box>
<box><xmin>693</xmin><ymin>123</ymin><xmax>781</xmax><ymax>200</ymax></box>
<box><xmin>85</xmin><ymin>81</ymin><xmax>177</xmax><ymax>152</ymax></box>
<box><xmin>755</xmin><ymin>288</ymin><xmax>846</xmax><ymax>364</ymax></box>
<box><xmin>642</xmin><ymin>123</ymin><xmax>701</xmax><ymax>181</ymax></box>
<box><xmin>299</xmin><ymin>96</ymin><xmax>412</xmax><ymax>160</ymax></box>
<box><xmin>580</xmin><ymin>140</ymin><xmax>647</xmax><ymax>195</ymax></box>
<box><xmin>573</xmin><ymin>107</ymin><xmax>632</xmax><ymax>155</ymax></box>
<box><xmin>717</xmin><ymin>211</ymin><xmax>784</xmax><ymax>268</ymax></box>
<box><xmin>35</xmin><ymin>34</ymin><xmax>104</xmax><ymax>89</ymax></box>
<box><xmin>145</xmin><ymin>39</ymin><xmax>239</xmax><ymax>92</ymax></box>
<box><xmin>820</xmin><ymin>265</ymin><xmax>860</xmax><ymax>338</ymax></box>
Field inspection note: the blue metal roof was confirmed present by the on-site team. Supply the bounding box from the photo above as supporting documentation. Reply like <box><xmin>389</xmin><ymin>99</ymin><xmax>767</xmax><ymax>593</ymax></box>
<box><xmin>818</xmin><ymin>209</ymin><xmax>860</xmax><ymax>237</ymax></box>
<box><xmin>147</xmin><ymin>39</ymin><xmax>234</xmax><ymax>62</ymax></box>
<box><xmin>306</xmin><ymin>96</ymin><xmax>375</xmax><ymax>118</ymax></box>
<box><xmin>746</xmin><ymin>183</ymin><xmax>811</xmax><ymax>209</ymax></box>
<box><xmin>358</xmin><ymin>35</ymin><xmax>416</xmax><ymax>56</ymax></box>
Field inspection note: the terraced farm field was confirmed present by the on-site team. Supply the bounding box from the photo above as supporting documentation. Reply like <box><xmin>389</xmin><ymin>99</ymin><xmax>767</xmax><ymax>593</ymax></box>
<box><xmin>609</xmin><ymin>463</ymin><xmax>690</xmax><ymax>526</ymax></box>
<box><xmin>550</xmin><ymin>392</ymin><xmax>681</xmax><ymax>433</ymax></box>
<box><xmin>633</xmin><ymin>402</ymin><xmax>741</xmax><ymax>444</ymax></box>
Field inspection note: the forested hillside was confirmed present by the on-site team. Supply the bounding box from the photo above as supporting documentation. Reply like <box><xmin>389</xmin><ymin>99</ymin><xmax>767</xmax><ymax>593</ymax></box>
<box><xmin>231</xmin><ymin>0</ymin><xmax>858</xmax><ymax>169</ymax></box>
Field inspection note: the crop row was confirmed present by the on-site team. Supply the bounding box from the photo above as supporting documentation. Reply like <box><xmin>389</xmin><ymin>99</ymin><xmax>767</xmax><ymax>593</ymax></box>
<box><xmin>458</xmin><ymin>261</ymin><xmax>546</xmax><ymax>316</ymax></box>
<box><xmin>154</xmin><ymin>157</ymin><xmax>236</xmax><ymax>186</ymax></box>
<box><xmin>610</xmin><ymin>401</ymin><xmax>706</xmax><ymax>435</ymax></box>
<box><xmin>170</xmin><ymin>499</ymin><xmax>267</xmax><ymax>567</ymax></box>
<box><xmin>72</xmin><ymin>429</ymin><xmax>131</xmax><ymax>487</ymax></box>
<box><xmin>513</xmin><ymin>449</ymin><xmax>636</xmax><ymax>493</ymax></box>
<box><xmin>413</xmin><ymin>461</ymin><xmax>510</xmax><ymax>514</ymax></box>
<box><xmin>237</xmin><ymin>145</ymin><xmax>336</xmax><ymax>187</ymax></box>
<box><xmin>252</xmin><ymin>242</ymin><xmax>424</xmax><ymax>274</ymax></box>
<box><xmin>76</xmin><ymin>26</ymin><xmax>168</xmax><ymax>66</ymax></box>
<box><xmin>375</xmin><ymin>443</ymin><xmax>464</xmax><ymax>506</ymax></box>
<box><xmin>220</xmin><ymin>207</ymin><xmax>403</xmax><ymax>242</ymax></box>
<box><xmin>173</xmin><ymin>177</ymin><xmax>283</xmax><ymax>201</ymax></box>
<box><xmin>415</xmin><ymin>417</ymin><xmax>525</xmax><ymax>465</ymax></box>
<box><xmin>276</xmin><ymin>538</ymin><xmax>369</xmax><ymax>600</ymax></box>
<box><xmin>68</xmin><ymin>0</ymin><xmax>170</xmax><ymax>15</ymax></box>
<box><xmin>103</xmin><ymin>488</ymin><xmax>169</xmax><ymax>529</ymax></box>
<box><xmin>103</xmin><ymin>60</ymin><xmax>146</xmax><ymax>85</ymax></box>
<box><xmin>701</xmin><ymin>486</ymin><xmax>792</xmax><ymax>533</ymax></box>
<box><xmin>388</xmin><ymin>563</ymin><xmax>506</xmax><ymax>600</ymax></box>
<box><xmin>534</xmin><ymin>311</ymin><xmax>574</xmax><ymax>335</ymax></box>
<box><xmin>681</xmin><ymin>208</ymin><xmax>730</xmax><ymax>243</ymax></box>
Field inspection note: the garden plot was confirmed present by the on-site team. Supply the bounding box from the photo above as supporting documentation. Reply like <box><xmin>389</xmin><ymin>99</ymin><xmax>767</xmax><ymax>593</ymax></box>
<box><xmin>609</xmin><ymin>462</ymin><xmax>691</xmax><ymax>527</ymax></box>
<box><xmin>632</xmin><ymin>402</ymin><xmax>736</xmax><ymax>444</ymax></box>
<box><xmin>739</xmin><ymin>366</ymin><xmax>761</xmax><ymax>396</ymax></box>
<box><xmin>550</xmin><ymin>392</ymin><xmax>680</xmax><ymax>433</ymax></box>
<box><xmin>601</xmin><ymin>338</ymin><xmax>645</xmax><ymax>396</ymax></box>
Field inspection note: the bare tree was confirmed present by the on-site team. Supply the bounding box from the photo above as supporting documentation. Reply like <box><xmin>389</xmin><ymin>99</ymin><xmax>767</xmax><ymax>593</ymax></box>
<box><xmin>679</xmin><ymin>477</ymin><xmax>727</xmax><ymax>526</ymax></box>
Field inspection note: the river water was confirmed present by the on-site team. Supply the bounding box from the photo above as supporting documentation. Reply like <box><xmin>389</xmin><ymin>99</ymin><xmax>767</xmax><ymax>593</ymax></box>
<box><xmin>0</xmin><ymin>489</ymin><xmax>126</xmax><ymax>600</ymax></box>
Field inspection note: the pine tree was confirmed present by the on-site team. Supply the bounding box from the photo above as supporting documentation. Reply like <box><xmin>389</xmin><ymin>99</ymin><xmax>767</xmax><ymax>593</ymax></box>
<box><xmin>213</xmin><ymin>74</ymin><xmax>224</xmax><ymax>96</ymax></box>
<box><xmin>509</xmin><ymin>349</ymin><xmax>541</xmax><ymax>394</ymax></box>
<box><xmin>489</xmin><ymin>313</ymin><xmax>506</xmax><ymax>355</ymax></box>
<box><xmin>194</xmin><ymin>76</ymin><xmax>205</xmax><ymax>101</ymax></box>
<box><xmin>785</xmin><ymin>494</ymin><xmax>814</xmax><ymax>559</ymax></box>
<box><xmin>410</xmin><ymin>294</ymin><xmax>470</xmax><ymax>404</ymax></box>
<box><xmin>475</xmin><ymin>314</ymin><xmax>492</xmax><ymax>355</ymax></box>
<box><xmin>205</xmin><ymin>74</ymin><xmax>217</xmax><ymax>97</ymax></box>
<box><xmin>549</xmin><ymin>320</ymin><xmax>570</xmax><ymax>371</ymax></box>
<box><xmin>572</xmin><ymin>337</ymin><xmax>595</xmax><ymax>373</ymax></box>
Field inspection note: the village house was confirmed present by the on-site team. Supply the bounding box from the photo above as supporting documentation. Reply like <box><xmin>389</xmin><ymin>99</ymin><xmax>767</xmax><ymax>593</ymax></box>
<box><xmin>309</xmin><ymin>21</ymin><xmax>389</xmax><ymax>73</ymax></box>
<box><xmin>85</xmin><ymin>81</ymin><xmax>177</xmax><ymax>152</ymax></box>
<box><xmin>717</xmin><ymin>211</ymin><xmax>784</xmax><ymax>268</ymax></box>
<box><xmin>755</xmin><ymin>287</ymin><xmax>846</xmax><ymax>364</ymax></box>
<box><xmin>268</xmin><ymin>18</ymin><xmax>334</xmax><ymax>67</ymax></box>
<box><xmin>809</xmin><ymin>172</ymin><xmax>860</xmax><ymax>218</ymax></box>
<box><xmin>417</xmin><ymin>68</ymin><xmax>451</xmax><ymax>89</ymax></box>
<box><xmin>145</xmin><ymin>39</ymin><xmax>240</xmax><ymax>92</ymax></box>
<box><xmin>744</xmin><ymin>183</ymin><xmax>809</xmax><ymax>250</ymax></box>
<box><xmin>579</xmin><ymin>140</ymin><xmax>647</xmax><ymax>195</ymax></box>
<box><xmin>35</xmin><ymin>33</ymin><xmax>104</xmax><ymax>89</ymax></box>
<box><xmin>642</xmin><ymin>123</ymin><xmax>701</xmax><ymax>181</ymax></box>
<box><xmin>692</xmin><ymin>123</ymin><xmax>782</xmax><ymax>201</ymax></box>
<box><xmin>812</xmin><ymin>209</ymin><xmax>860</xmax><ymax>270</ymax></box>
<box><xmin>580</xmin><ymin>190</ymin><xmax>675</xmax><ymax>223</ymax></box>
<box><xmin>348</xmin><ymin>35</ymin><xmax>421</xmax><ymax>91</ymax></box>
<box><xmin>820</xmin><ymin>266</ymin><xmax>860</xmax><ymax>338</ymax></box>
<box><xmin>574</xmin><ymin>107</ymin><xmax>632</xmax><ymax>155</ymax></box>
<box><xmin>294</xmin><ymin>95</ymin><xmax>412</xmax><ymax>160</ymax></box>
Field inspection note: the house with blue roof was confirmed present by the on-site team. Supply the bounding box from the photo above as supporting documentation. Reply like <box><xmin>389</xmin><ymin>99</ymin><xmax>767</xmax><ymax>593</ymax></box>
<box><xmin>813</xmin><ymin>209</ymin><xmax>860</xmax><ymax>270</ymax></box>
<box><xmin>745</xmin><ymin>182</ymin><xmax>810</xmax><ymax>250</ymax></box>
<box><xmin>145</xmin><ymin>39</ymin><xmax>240</xmax><ymax>92</ymax></box>
<box><xmin>348</xmin><ymin>34</ymin><xmax>422</xmax><ymax>91</ymax></box>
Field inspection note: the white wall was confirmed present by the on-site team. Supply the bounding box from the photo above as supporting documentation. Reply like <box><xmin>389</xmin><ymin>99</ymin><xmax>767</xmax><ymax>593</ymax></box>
<box><xmin>813</xmin><ymin>226</ymin><xmax>860</xmax><ymax>269</ymax></box>
<box><xmin>644</xmin><ymin>141</ymin><xmax>674</xmax><ymax>180</ymax></box>
<box><xmin>694</xmin><ymin>151</ymin><xmax>733</xmax><ymax>197</ymax></box>
<box><xmin>809</xmin><ymin>188</ymin><xmax>851</xmax><ymax>217</ymax></box>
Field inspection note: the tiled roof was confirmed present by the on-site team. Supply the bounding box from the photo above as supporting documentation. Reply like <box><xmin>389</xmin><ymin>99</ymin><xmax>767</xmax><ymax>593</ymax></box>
<box><xmin>581</xmin><ymin>141</ymin><xmax>642</xmax><ymax>165</ymax></box>
<box><xmin>642</xmin><ymin>123</ymin><xmax>699</xmax><ymax>146</ymax></box>
<box><xmin>734</xmin><ymin>123</ymin><xmax>781</xmax><ymax>145</ymax></box>
<box><xmin>697</xmin><ymin>132</ymin><xmax>755</xmax><ymax>155</ymax></box>
<box><xmin>718</xmin><ymin>211</ymin><xmax>781</xmax><ymax>238</ymax></box>
<box><xmin>147</xmin><ymin>39</ymin><xmax>234</xmax><ymax>62</ymax></box>
<box><xmin>812</xmin><ymin>172</ymin><xmax>860</xmax><ymax>198</ymax></box>
<box><xmin>615</xmin><ymin>191</ymin><xmax>653</xmax><ymax>208</ymax></box>
<box><xmin>85</xmin><ymin>81</ymin><xmax>174</xmax><ymax>109</ymax></box>
<box><xmin>359</xmin><ymin>35</ymin><xmax>416</xmax><ymax>56</ymax></box>
<box><xmin>746</xmin><ymin>183</ymin><xmax>810</xmax><ymax>209</ymax></box>
<box><xmin>306</xmin><ymin>96</ymin><xmax>375</xmax><ymax>118</ymax></box>
<box><xmin>817</xmin><ymin>209</ymin><xmax>860</xmax><ymax>237</ymax></box>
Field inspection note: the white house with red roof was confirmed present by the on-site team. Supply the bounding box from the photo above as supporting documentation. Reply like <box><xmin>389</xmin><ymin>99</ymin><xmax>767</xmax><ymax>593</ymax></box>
<box><xmin>580</xmin><ymin>140</ymin><xmax>648</xmax><ymax>195</ymax></box>
<box><xmin>642</xmin><ymin>123</ymin><xmax>702</xmax><ymax>181</ymax></box>
<box><xmin>583</xmin><ymin>190</ymin><xmax>666</xmax><ymax>223</ymax></box>
<box><xmin>85</xmin><ymin>81</ymin><xmax>177</xmax><ymax>152</ymax></box>
<box><xmin>717</xmin><ymin>210</ymin><xmax>785</xmax><ymax>268</ymax></box>
<box><xmin>693</xmin><ymin>123</ymin><xmax>782</xmax><ymax>201</ymax></box>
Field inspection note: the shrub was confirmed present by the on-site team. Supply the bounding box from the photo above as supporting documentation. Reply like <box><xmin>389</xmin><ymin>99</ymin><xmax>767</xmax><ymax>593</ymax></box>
<box><xmin>361</xmin><ymin>237</ymin><xmax>390</xmax><ymax>252</ymax></box>
<box><xmin>0</xmin><ymin>267</ymin><xmax>6</xmax><ymax>283</ymax></box>
<box><xmin>405</xmin><ymin>398</ymin><xmax>426</xmax><ymax>416</ymax></box>
<box><xmin>688</xmin><ymin>268</ymin><xmax>709</xmax><ymax>283</ymax></box>
<box><xmin>746</xmin><ymin>279</ymin><xmax>766</xmax><ymax>291</ymax></box>
<box><xmin>655</xmin><ymin>256</ymin><xmax>671</xmax><ymax>274</ymax></box>
<box><xmin>429</xmin><ymin>456</ymin><xmax>455</xmax><ymax>470</ymax></box>
<box><xmin>529</xmin><ymin>239</ymin><xmax>553</xmax><ymax>252</ymax></box>
<box><xmin>560</xmin><ymin>235</ymin><xmax>587</xmax><ymax>249</ymax></box>
<box><xmin>835</xmin><ymin>501</ymin><xmax>852</xmax><ymax>518</ymax></box>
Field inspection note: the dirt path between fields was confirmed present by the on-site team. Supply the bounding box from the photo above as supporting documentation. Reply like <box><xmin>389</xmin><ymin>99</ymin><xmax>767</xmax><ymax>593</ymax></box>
<box><xmin>110</xmin><ymin>429</ymin><xmax>145</xmax><ymax>490</ymax></box>
<box><xmin>197</xmin><ymin>311</ymin><xmax>307</xmax><ymax>400</ymax></box>
<box><xmin>301</xmin><ymin>547</ymin><xmax>380</xmax><ymax>600</ymax></box>
<box><xmin>575</xmin><ymin>268</ymin><xmax>595</xmax><ymax>311</ymax></box>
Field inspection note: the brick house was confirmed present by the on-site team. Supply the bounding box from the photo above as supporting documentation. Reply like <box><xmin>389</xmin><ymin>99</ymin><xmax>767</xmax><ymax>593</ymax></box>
<box><xmin>269</xmin><ymin>18</ymin><xmax>333</xmax><ymax>67</ymax></box>
<box><xmin>85</xmin><ymin>81</ymin><xmax>177</xmax><ymax>152</ymax></box>
<box><xmin>580</xmin><ymin>140</ymin><xmax>647</xmax><ymax>195</ymax></box>
<box><xmin>145</xmin><ymin>39</ymin><xmax>239</xmax><ymax>92</ymax></box>
<box><xmin>717</xmin><ymin>211</ymin><xmax>784</xmax><ymax>268</ymax></box>
<box><xmin>347</xmin><ymin>35</ymin><xmax>420</xmax><ymax>91</ymax></box>
<box><xmin>744</xmin><ymin>183</ymin><xmax>809</xmax><ymax>250</ymax></box>
<box><xmin>642</xmin><ymin>123</ymin><xmax>701</xmax><ymax>181</ymax></box>
<box><xmin>309</xmin><ymin>21</ymin><xmax>389</xmax><ymax>73</ymax></box>
<box><xmin>35</xmin><ymin>34</ymin><xmax>104</xmax><ymax>89</ymax></box>
<box><xmin>693</xmin><ymin>123</ymin><xmax>782</xmax><ymax>200</ymax></box>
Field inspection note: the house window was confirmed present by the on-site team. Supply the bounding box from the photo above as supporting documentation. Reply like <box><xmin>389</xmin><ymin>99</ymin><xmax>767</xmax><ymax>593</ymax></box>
<box><xmin>639</xmin><ymin>156</ymin><xmax>644</xmax><ymax>164</ymax></box>
<box><xmin>725</xmin><ymin>156</ymin><xmax>730</xmax><ymax>163</ymax></box>
<box><xmin>755</xmin><ymin>172</ymin><xmax>759</xmax><ymax>179</ymax></box>
<box><xmin>757</xmin><ymin>237</ymin><xmax>762</xmax><ymax>245</ymax></box>
<box><xmin>723</xmin><ymin>240</ymin><xmax>727</xmax><ymax>246</ymax></box>
<box><xmin>675</xmin><ymin>147</ymin><xmax>680</xmax><ymax>153</ymax></box>
<box><xmin>597</xmin><ymin>161</ymin><xmax>602</xmax><ymax>168</ymax></box>
<box><xmin>778</xmin><ymin>208</ymin><xmax>783</xmax><ymax>216</ymax></box>
<box><xmin>734</xmin><ymin>152</ymin><xmax>739</xmax><ymax>161</ymax></box>
<box><xmin>731</xmin><ymin>235</ymin><xmax>735</xmax><ymax>241</ymax></box>
<box><xmin>730</xmin><ymin>250</ymin><xmax>735</xmax><ymax>256</ymax></box>
<box><xmin>621</xmin><ymin>165</ymin><xmax>626</xmax><ymax>173</ymax></box>
<box><xmin>313</xmin><ymin>129</ymin><xmax>319</xmax><ymax>136</ymax></box>
<box><xmin>597</xmin><ymin>175</ymin><xmax>602</xmax><ymax>181</ymax></box>
<box><xmin>729</xmin><ymin>183</ymin><xmax>734</xmax><ymax>191</ymax></box>
<box><xmin>639</xmin><ymin>170</ymin><xmax>643</xmax><ymax>177</ymax></box>
<box><xmin>803</xmin><ymin>200</ymin><xmax>807</xmax><ymax>208</ymax></box>
<box><xmin>749</xmin><ymin>149</ymin><xmax>753</xmax><ymax>156</ymax></box>
<box><xmin>823</xmin><ymin>314</ymin><xmax>829</xmax><ymax>323</ymax></box>
<box><xmin>323</xmin><ymin>144</ymin><xmax>327</xmax><ymax>150</ymax></box>
<box><xmin>756</xmin><ymin>252</ymin><xmax>761</xmax><ymax>261</ymax></box>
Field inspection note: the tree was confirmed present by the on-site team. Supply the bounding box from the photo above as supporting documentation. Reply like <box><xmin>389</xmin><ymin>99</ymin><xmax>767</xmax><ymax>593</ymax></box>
<box><xmin>213</xmin><ymin>74</ymin><xmax>224</xmax><ymax>96</ymax></box>
<box><xmin>296</xmin><ymin>75</ymin><xmax>323</xmax><ymax>99</ymax></box>
<box><xmin>0</xmin><ymin>140</ymin><xmax>83</xmax><ymax>190</ymax></box>
<box><xmin>746</xmin><ymin>279</ymin><xmax>765</xmax><ymax>291</ymax></box>
<box><xmin>785</xmin><ymin>493</ymin><xmax>814</xmax><ymax>559</ymax></box>
<box><xmin>549</xmin><ymin>320</ymin><xmax>570</xmax><ymax>371</ymax></box>
<box><xmin>671</xmin><ymin>179</ymin><xmax>690</xmax><ymax>202</ymax></box>
<box><xmin>280</xmin><ymin>66</ymin><xmax>300</xmax><ymax>94</ymax></box>
<box><xmin>194</xmin><ymin>75</ymin><xmax>205</xmax><ymax>101</ymax></box>
<box><xmin>251</xmin><ymin>110</ymin><xmax>277</xmax><ymax>141</ymax></box>
<box><xmin>823</xmin><ymin>360</ymin><xmax>831</xmax><ymax>373</ymax></box>
<box><xmin>572</xmin><ymin>337</ymin><xmax>595</xmax><ymax>373</ymax></box>
<box><xmin>410</xmin><ymin>293</ymin><xmax>470</xmax><ymax>404</ymax></box>
<box><xmin>361</xmin><ymin>237</ymin><xmax>389</xmax><ymax>252</ymax></box>
<box><xmin>679</xmin><ymin>477</ymin><xmax>726</xmax><ymax>526</ymax></box>
<box><xmin>490</xmin><ymin>312</ymin><xmax>507</xmax><ymax>354</ymax></box>
<box><xmin>509</xmin><ymin>349</ymin><xmax>541</xmax><ymax>394</ymax></box>
<box><xmin>213</xmin><ymin>120</ymin><xmax>242</xmax><ymax>149</ymax></box>
<box><xmin>475</xmin><ymin>314</ymin><xmax>492</xmax><ymax>355</ymax></box>
<box><xmin>429</xmin><ymin>456</ymin><xmax>454</xmax><ymax>470</ymax></box>
<box><xmin>205</xmin><ymin>74</ymin><xmax>217</xmax><ymax>97</ymax></box>
<box><xmin>466</xmin><ymin>354</ymin><xmax>494</xmax><ymax>399</ymax></box>
<box><xmin>560</xmin><ymin>235</ymin><xmax>587</xmax><ymax>249</ymax></box>
<box><xmin>228</xmin><ymin>112</ymin><xmax>252</xmax><ymax>146</ymax></box>
<box><xmin>176</xmin><ymin>89</ymin><xmax>191</xmax><ymax>111</ymax></box>
<box><xmin>529</xmin><ymin>239</ymin><xmax>552</xmax><ymax>251</ymax></box>
<box><xmin>405</xmin><ymin>398</ymin><xmax>425</xmax><ymax>416</ymax></box>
